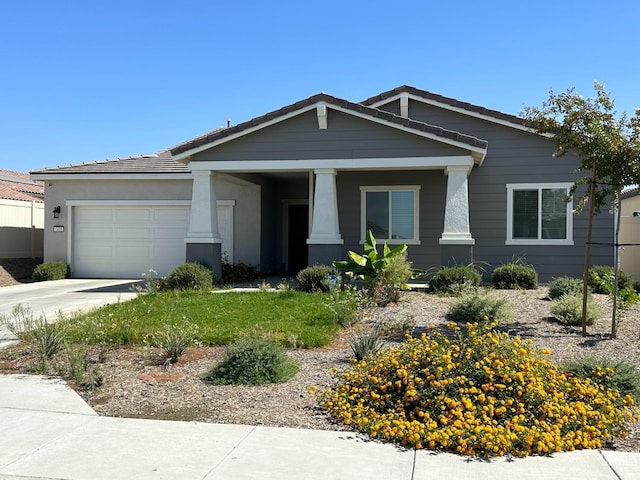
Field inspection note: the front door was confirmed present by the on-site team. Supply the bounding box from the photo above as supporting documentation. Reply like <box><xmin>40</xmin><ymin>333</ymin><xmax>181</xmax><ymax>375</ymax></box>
<box><xmin>287</xmin><ymin>204</ymin><xmax>309</xmax><ymax>273</ymax></box>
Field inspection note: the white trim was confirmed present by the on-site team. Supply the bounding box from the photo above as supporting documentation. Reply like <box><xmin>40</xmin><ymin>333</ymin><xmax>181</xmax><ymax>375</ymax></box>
<box><xmin>368</xmin><ymin>93</ymin><xmax>554</xmax><ymax>137</ymax></box>
<box><xmin>32</xmin><ymin>173</ymin><xmax>192</xmax><ymax>181</ymax></box>
<box><xmin>172</xmin><ymin>101</ymin><xmax>487</xmax><ymax>162</ymax></box>
<box><xmin>187</xmin><ymin>155</ymin><xmax>475</xmax><ymax>173</ymax></box>
<box><xmin>360</xmin><ymin>185</ymin><xmax>421</xmax><ymax>244</ymax></box>
<box><xmin>317</xmin><ymin>103</ymin><xmax>328</xmax><ymax>129</ymax></box>
<box><xmin>66</xmin><ymin>200</ymin><xmax>192</xmax><ymax>207</ymax></box>
<box><xmin>506</xmin><ymin>183</ymin><xmax>574</xmax><ymax>245</ymax></box>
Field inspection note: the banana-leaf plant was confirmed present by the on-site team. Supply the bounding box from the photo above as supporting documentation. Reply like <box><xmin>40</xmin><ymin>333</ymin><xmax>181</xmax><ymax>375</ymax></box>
<box><xmin>332</xmin><ymin>230</ymin><xmax>423</xmax><ymax>287</ymax></box>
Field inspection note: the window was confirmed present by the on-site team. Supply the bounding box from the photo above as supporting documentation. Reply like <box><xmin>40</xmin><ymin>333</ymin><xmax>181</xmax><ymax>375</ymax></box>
<box><xmin>360</xmin><ymin>186</ymin><xmax>420</xmax><ymax>244</ymax></box>
<box><xmin>506</xmin><ymin>183</ymin><xmax>573</xmax><ymax>245</ymax></box>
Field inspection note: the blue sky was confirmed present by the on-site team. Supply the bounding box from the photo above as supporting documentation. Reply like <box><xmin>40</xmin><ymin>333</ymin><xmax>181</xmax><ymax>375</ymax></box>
<box><xmin>1</xmin><ymin>0</ymin><xmax>638</xmax><ymax>173</ymax></box>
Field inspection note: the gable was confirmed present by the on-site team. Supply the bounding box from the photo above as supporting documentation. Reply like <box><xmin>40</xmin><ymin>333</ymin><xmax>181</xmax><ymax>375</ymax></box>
<box><xmin>191</xmin><ymin>108</ymin><xmax>470</xmax><ymax>163</ymax></box>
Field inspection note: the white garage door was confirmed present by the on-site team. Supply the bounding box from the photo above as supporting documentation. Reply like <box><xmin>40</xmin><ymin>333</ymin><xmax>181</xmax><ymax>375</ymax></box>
<box><xmin>74</xmin><ymin>206</ymin><xmax>191</xmax><ymax>278</ymax></box>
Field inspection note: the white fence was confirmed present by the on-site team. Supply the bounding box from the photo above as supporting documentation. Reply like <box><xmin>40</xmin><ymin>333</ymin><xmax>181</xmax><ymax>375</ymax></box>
<box><xmin>0</xmin><ymin>199</ymin><xmax>44</xmax><ymax>258</ymax></box>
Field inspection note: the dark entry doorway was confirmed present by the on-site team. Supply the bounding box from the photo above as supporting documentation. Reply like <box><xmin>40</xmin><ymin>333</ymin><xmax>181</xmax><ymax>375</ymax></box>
<box><xmin>287</xmin><ymin>204</ymin><xmax>309</xmax><ymax>273</ymax></box>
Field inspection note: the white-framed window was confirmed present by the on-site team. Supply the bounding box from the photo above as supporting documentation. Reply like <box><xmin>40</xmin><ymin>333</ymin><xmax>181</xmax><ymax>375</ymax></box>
<box><xmin>360</xmin><ymin>186</ymin><xmax>420</xmax><ymax>244</ymax></box>
<box><xmin>506</xmin><ymin>183</ymin><xmax>573</xmax><ymax>245</ymax></box>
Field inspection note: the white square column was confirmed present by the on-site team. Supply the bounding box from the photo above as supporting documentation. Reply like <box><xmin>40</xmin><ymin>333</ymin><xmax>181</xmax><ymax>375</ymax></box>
<box><xmin>308</xmin><ymin>168</ymin><xmax>344</xmax><ymax>244</ymax></box>
<box><xmin>439</xmin><ymin>164</ymin><xmax>475</xmax><ymax>245</ymax></box>
<box><xmin>185</xmin><ymin>170</ymin><xmax>223</xmax><ymax>280</ymax></box>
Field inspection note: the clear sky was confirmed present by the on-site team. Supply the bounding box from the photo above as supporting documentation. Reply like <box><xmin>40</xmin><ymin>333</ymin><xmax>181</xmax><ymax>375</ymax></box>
<box><xmin>1</xmin><ymin>0</ymin><xmax>638</xmax><ymax>173</ymax></box>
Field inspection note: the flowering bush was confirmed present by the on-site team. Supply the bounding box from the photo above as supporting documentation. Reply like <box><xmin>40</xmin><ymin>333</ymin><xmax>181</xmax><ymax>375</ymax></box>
<box><xmin>314</xmin><ymin>322</ymin><xmax>637</xmax><ymax>457</ymax></box>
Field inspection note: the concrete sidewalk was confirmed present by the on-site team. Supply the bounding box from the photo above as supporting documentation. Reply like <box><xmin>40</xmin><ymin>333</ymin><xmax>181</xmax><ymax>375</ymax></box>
<box><xmin>0</xmin><ymin>375</ymin><xmax>639</xmax><ymax>480</ymax></box>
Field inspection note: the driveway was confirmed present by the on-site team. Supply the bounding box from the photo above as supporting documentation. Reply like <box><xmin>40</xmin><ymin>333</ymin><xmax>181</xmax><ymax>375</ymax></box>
<box><xmin>0</xmin><ymin>279</ymin><xmax>140</xmax><ymax>348</ymax></box>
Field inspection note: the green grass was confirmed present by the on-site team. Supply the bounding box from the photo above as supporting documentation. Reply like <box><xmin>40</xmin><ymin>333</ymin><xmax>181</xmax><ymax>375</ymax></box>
<box><xmin>62</xmin><ymin>290</ymin><xmax>343</xmax><ymax>348</ymax></box>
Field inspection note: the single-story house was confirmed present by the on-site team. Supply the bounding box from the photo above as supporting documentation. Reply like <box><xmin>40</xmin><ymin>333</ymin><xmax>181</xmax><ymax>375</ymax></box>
<box><xmin>620</xmin><ymin>186</ymin><xmax>640</xmax><ymax>281</ymax></box>
<box><xmin>30</xmin><ymin>86</ymin><xmax>614</xmax><ymax>282</ymax></box>
<box><xmin>0</xmin><ymin>170</ymin><xmax>44</xmax><ymax>258</ymax></box>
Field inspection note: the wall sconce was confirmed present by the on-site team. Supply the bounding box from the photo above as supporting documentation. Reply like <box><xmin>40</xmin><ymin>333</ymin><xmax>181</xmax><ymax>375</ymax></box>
<box><xmin>52</xmin><ymin>206</ymin><xmax>61</xmax><ymax>219</ymax></box>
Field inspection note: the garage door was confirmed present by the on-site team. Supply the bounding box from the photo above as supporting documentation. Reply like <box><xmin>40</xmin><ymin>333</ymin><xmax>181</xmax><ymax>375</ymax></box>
<box><xmin>74</xmin><ymin>206</ymin><xmax>191</xmax><ymax>278</ymax></box>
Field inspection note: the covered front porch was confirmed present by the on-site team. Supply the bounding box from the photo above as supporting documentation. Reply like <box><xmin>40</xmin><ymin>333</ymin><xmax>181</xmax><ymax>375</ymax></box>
<box><xmin>183</xmin><ymin>156</ymin><xmax>478</xmax><ymax>280</ymax></box>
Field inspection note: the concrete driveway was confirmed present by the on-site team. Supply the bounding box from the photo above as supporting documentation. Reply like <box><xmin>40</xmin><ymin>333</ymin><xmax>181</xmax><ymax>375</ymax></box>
<box><xmin>0</xmin><ymin>279</ymin><xmax>140</xmax><ymax>348</ymax></box>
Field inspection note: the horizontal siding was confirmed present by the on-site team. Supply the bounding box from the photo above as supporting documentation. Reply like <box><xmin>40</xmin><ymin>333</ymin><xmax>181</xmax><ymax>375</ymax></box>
<box><xmin>374</xmin><ymin>100</ymin><xmax>614</xmax><ymax>281</ymax></box>
<box><xmin>192</xmin><ymin>110</ymin><xmax>466</xmax><ymax>162</ymax></box>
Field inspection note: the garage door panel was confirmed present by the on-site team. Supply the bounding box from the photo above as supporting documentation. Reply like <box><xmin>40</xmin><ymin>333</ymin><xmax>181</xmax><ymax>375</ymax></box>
<box><xmin>116</xmin><ymin>227</ymin><xmax>151</xmax><ymax>241</ymax></box>
<box><xmin>74</xmin><ymin>206</ymin><xmax>190</xmax><ymax>278</ymax></box>
<box><xmin>74</xmin><ymin>204</ymin><xmax>232</xmax><ymax>279</ymax></box>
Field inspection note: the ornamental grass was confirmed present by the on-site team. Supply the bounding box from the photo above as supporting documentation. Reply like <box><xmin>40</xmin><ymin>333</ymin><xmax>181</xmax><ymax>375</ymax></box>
<box><xmin>315</xmin><ymin>321</ymin><xmax>638</xmax><ymax>458</ymax></box>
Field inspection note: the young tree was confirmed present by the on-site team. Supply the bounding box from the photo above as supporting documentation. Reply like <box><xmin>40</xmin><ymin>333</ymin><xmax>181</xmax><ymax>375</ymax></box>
<box><xmin>522</xmin><ymin>82</ymin><xmax>640</xmax><ymax>337</ymax></box>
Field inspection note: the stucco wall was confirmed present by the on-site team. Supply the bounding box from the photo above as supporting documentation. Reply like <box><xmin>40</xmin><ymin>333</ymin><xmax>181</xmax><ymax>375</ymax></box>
<box><xmin>620</xmin><ymin>194</ymin><xmax>640</xmax><ymax>281</ymax></box>
<box><xmin>42</xmin><ymin>175</ymin><xmax>261</xmax><ymax>273</ymax></box>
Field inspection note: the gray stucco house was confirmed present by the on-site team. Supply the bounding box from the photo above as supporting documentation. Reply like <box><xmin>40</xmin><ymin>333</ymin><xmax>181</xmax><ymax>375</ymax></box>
<box><xmin>31</xmin><ymin>86</ymin><xmax>613</xmax><ymax>282</ymax></box>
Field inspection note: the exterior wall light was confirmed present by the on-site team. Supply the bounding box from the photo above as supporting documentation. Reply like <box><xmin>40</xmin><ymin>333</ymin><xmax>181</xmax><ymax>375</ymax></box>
<box><xmin>52</xmin><ymin>205</ymin><xmax>61</xmax><ymax>218</ymax></box>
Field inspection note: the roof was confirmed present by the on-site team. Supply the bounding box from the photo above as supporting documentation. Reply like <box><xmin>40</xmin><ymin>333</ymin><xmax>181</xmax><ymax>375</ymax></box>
<box><xmin>169</xmin><ymin>92</ymin><xmax>488</xmax><ymax>157</ymax></box>
<box><xmin>0</xmin><ymin>170</ymin><xmax>44</xmax><ymax>202</ymax></box>
<box><xmin>362</xmin><ymin>85</ymin><xmax>528</xmax><ymax>127</ymax></box>
<box><xmin>31</xmin><ymin>85</ymin><xmax>530</xmax><ymax>176</ymax></box>
<box><xmin>30</xmin><ymin>151</ymin><xmax>190</xmax><ymax>175</ymax></box>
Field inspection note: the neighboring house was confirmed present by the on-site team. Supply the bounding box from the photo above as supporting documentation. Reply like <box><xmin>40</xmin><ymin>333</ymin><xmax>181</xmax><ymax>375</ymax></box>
<box><xmin>0</xmin><ymin>170</ymin><xmax>44</xmax><ymax>258</ymax></box>
<box><xmin>31</xmin><ymin>86</ymin><xmax>614</xmax><ymax>281</ymax></box>
<box><xmin>620</xmin><ymin>186</ymin><xmax>640</xmax><ymax>281</ymax></box>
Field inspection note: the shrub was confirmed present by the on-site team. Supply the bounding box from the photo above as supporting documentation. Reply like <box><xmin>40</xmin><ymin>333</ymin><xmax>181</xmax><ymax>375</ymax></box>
<box><xmin>165</xmin><ymin>262</ymin><xmax>213</xmax><ymax>291</ymax></box>
<box><xmin>550</xmin><ymin>294</ymin><xmax>603</xmax><ymax>326</ymax></box>
<box><xmin>562</xmin><ymin>358</ymin><xmax>640</xmax><ymax>402</ymax></box>
<box><xmin>1</xmin><ymin>305</ymin><xmax>67</xmax><ymax>358</ymax></box>
<box><xmin>203</xmin><ymin>338</ymin><xmax>299</xmax><ymax>385</ymax></box>
<box><xmin>428</xmin><ymin>265</ymin><xmax>481</xmax><ymax>295</ymax></box>
<box><xmin>492</xmin><ymin>263</ymin><xmax>538</xmax><ymax>289</ymax></box>
<box><xmin>634</xmin><ymin>280</ymin><xmax>640</xmax><ymax>294</ymax></box>
<box><xmin>323</xmin><ymin>287</ymin><xmax>363</xmax><ymax>327</ymax></box>
<box><xmin>220</xmin><ymin>261</ymin><xmax>261</xmax><ymax>284</ymax></box>
<box><xmin>349</xmin><ymin>326</ymin><xmax>384</xmax><ymax>361</ymax></box>
<box><xmin>153</xmin><ymin>322</ymin><xmax>198</xmax><ymax>365</ymax></box>
<box><xmin>449</xmin><ymin>292</ymin><xmax>512</xmax><ymax>324</ymax></box>
<box><xmin>316</xmin><ymin>322</ymin><xmax>638</xmax><ymax>457</ymax></box>
<box><xmin>588</xmin><ymin>265</ymin><xmax>633</xmax><ymax>294</ymax></box>
<box><xmin>32</xmin><ymin>261</ymin><xmax>70</xmax><ymax>281</ymax></box>
<box><xmin>548</xmin><ymin>276</ymin><xmax>586</xmax><ymax>300</ymax></box>
<box><xmin>297</xmin><ymin>265</ymin><xmax>338</xmax><ymax>292</ymax></box>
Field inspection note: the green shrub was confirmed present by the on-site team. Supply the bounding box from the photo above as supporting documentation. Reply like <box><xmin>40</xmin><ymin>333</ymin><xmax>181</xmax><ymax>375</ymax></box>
<box><xmin>324</xmin><ymin>287</ymin><xmax>363</xmax><ymax>327</ymax></box>
<box><xmin>1</xmin><ymin>305</ymin><xmax>67</xmax><ymax>358</ymax></box>
<box><xmin>450</xmin><ymin>292</ymin><xmax>512</xmax><ymax>324</ymax></box>
<box><xmin>165</xmin><ymin>262</ymin><xmax>213</xmax><ymax>291</ymax></box>
<box><xmin>492</xmin><ymin>263</ymin><xmax>538</xmax><ymax>289</ymax></box>
<box><xmin>297</xmin><ymin>265</ymin><xmax>338</xmax><ymax>292</ymax></box>
<box><xmin>588</xmin><ymin>265</ymin><xmax>633</xmax><ymax>294</ymax></box>
<box><xmin>32</xmin><ymin>261</ymin><xmax>70</xmax><ymax>281</ymax></box>
<box><xmin>349</xmin><ymin>326</ymin><xmax>384</xmax><ymax>361</ymax></box>
<box><xmin>562</xmin><ymin>358</ymin><xmax>640</xmax><ymax>402</ymax></box>
<box><xmin>550</xmin><ymin>294</ymin><xmax>603</xmax><ymax>326</ymax></box>
<box><xmin>548</xmin><ymin>276</ymin><xmax>586</xmax><ymax>300</ymax></box>
<box><xmin>203</xmin><ymin>338</ymin><xmax>299</xmax><ymax>385</ymax></box>
<box><xmin>634</xmin><ymin>280</ymin><xmax>640</xmax><ymax>294</ymax></box>
<box><xmin>428</xmin><ymin>265</ymin><xmax>481</xmax><ymax>295</ymax></box>
<box><xmin>153</xmin><ymin>322</ymin><xmax>198</xmax><ymax>365</ymax></box>
<box><xmin>220</xmin><ymin>261</ymin><xmax>262</xmax><ymax>284</ymax></box>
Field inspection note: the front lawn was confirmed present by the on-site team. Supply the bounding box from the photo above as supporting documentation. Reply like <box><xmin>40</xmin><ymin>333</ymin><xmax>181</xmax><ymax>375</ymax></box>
<box><xmin>62</xmin><ymin>290</ymin><xmax>343</xmax><ymax>348</ymax></box>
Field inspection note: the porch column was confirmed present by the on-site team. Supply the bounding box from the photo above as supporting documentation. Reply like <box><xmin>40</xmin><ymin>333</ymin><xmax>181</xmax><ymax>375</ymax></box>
<box><xmin>439</xmin><ymin>165</ymin><xmax>475</xmax><ymax>266</ymax></box>
<box><xmin>307</xmin><ymin>168</ymin><xmax>344</xmax><ymax>266</ymax></box>
<box><xmin>185</xmin><ymin>170</ymin><xmax>223</xmax><ymax>281</ymax></box>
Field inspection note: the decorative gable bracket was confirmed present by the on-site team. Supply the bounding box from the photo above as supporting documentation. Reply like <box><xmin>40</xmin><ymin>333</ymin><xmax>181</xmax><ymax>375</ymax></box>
<box><xmin>317</xmin><ymin>103</ymin><xmax>328</xmax><ymax>129</ymax></box>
